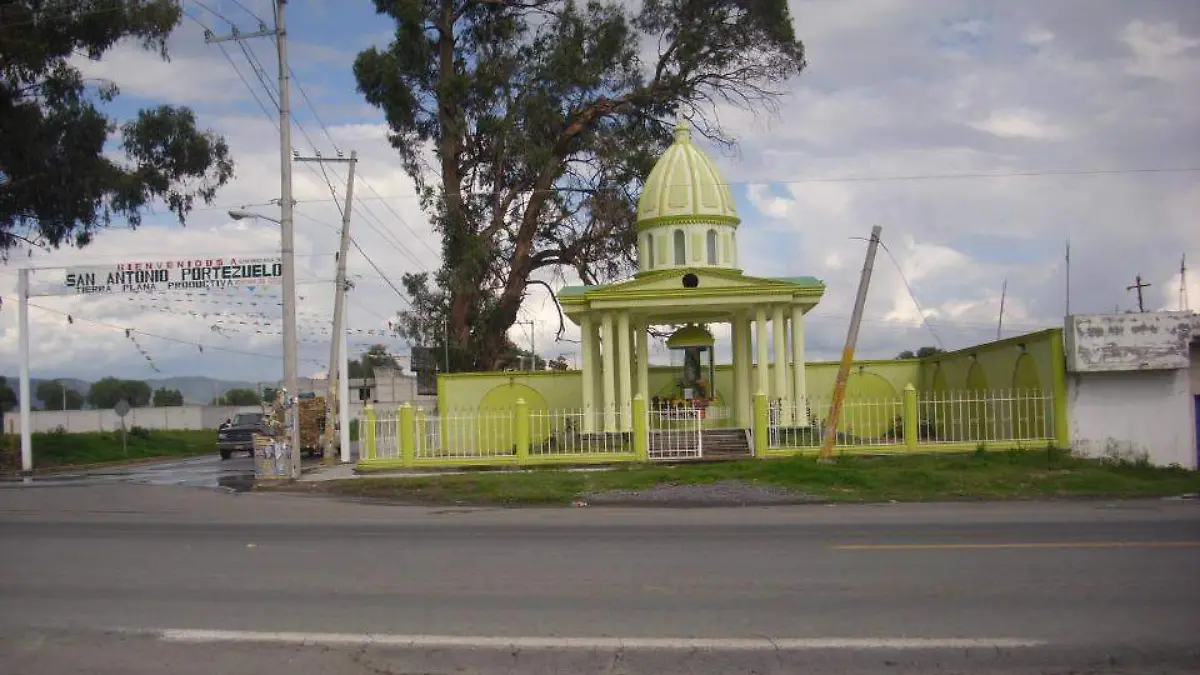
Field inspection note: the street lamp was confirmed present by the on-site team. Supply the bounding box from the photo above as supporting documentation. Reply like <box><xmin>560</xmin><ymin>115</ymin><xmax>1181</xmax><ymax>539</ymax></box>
<box><xmin>228</xmin><ymin>209</ymin><xmax>280</xmax><ymax>224</ymax></box>
<box><xmin>226</xmin><ymin>207</ymin><xmax>300</xmax><ymax>480</ymax></box>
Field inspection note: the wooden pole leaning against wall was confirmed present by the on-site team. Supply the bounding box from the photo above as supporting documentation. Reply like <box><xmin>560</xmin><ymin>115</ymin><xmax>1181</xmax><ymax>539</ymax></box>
<box><xmin>818</xmin><ymin>225</ymin><xmax>882</xmax><ymax>461</ymax></box>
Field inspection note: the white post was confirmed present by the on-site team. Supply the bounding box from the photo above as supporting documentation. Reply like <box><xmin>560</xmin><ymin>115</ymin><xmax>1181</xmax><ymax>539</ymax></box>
<box><xmin>601</xmin><ymin>312</ymin><xmax>616</xmax><ymax>432</ymax></box>
<box><xmin>338</xmin><ymin>315</ymin><xmax>351</xmax><ymax>463</ymax></box>
<box><xmin>274</xmin><ymin>0</ymin><xmax>300</xmax><ymax>478</ymax></box>
<box><xmin>755</xmin><ymin>306</ymin><xmax>770</xmax><ymax>398</ymax></box>
<box><xmin>635</xmin><ymin>320</ymin><xmax>649</xmax><ymax>406</ymax></box>
<box><xmin>737</xmin><ymin>312</ymin><xmax>753</xmax><ymax>427</ymax></box>
<box><xmin>301</xmin><ymin>150</ymin><xmax>358</xmax><ymax>463</ymax></box>
<box><xmin>18</xmin><ymin>268</ymin><xmax>32</xmax><ymax>474</ymax></box>
<box><xmin>617</xmin><ymin>311</ymin><xmax>632</xmax><ymax>431</ymax></box>
<box><xmin>791</xmin><ymin>305</ymin><xmax>809</xmax><ymax>426</ymax></box>
<box><xmin>580</xmin><ymin>314</ymin><xmax>596</xmax><ymax>433</ymax></box>
<box><xmin>772</xmin><ymin>305</ymin><xmax>791</xmax><ymax>425</ymax></box>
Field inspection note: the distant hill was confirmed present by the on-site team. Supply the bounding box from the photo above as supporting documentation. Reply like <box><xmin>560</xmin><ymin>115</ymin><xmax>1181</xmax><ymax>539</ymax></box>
<box><xmin>3</xmin><ymin>375</ymin><xmax>271</xmax><ymax>409</ymax></box>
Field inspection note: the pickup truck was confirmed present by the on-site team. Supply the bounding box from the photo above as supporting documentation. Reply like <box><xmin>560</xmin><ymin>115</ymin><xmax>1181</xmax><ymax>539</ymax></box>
<box><xmin>217</xmin><ymin>411</ymin><xmax>269</xmax><ymax>460</ymax></box>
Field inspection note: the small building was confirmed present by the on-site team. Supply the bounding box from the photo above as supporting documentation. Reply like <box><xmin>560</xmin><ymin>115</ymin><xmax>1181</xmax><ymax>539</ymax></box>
<box><xmin>558</xmin><ymin>120</ymin><xmax>824</xmax><ymax>434</ymax></box>
<box><xmin>1065</xmin><ymin>311</ymin><xmax>1199</xmax><ymax>468</ymax></box>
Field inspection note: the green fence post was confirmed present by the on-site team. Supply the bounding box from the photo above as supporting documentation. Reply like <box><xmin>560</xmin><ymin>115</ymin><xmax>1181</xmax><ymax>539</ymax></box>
<box><xmin>514</xmin><ymin>398</ymin><xmax>530</xmax><ymax>465</ymax></box>
<box><xmin>399</xmin><ymin>403</ymin><xmax>415</xmax><ymax>467</ymax></box>
<box><xmin>753</xmin><ymin>391</ymin><xmax>768</xmax><ymax>458</ymax></box>
<box><xmin>902</xmin><ymin>384</ymin><xmax>918</xmax><ymax>451</ymax></box>
<box><xmin>631</xmin><ymin>394</ymin><xmax>648</xmax><ymax>462</ymax></box>
<box><xmin>363</xmin><ymin>404</ymin><xmax>377</xmax><ymax>461</ymax></box>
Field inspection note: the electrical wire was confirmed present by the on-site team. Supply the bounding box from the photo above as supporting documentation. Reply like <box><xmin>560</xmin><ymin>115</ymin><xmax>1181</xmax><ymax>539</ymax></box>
<box><xmin>27</xmin><ymin>302</ymin><xmax>322</xmax><ymax>364</ymax></box>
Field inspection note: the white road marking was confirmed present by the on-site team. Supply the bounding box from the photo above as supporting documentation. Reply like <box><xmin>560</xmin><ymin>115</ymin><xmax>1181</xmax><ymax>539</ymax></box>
<box><xmin>155</xmin><ymin>629</ymin><xmax>1044</xmax><ymax>650</ymax></box>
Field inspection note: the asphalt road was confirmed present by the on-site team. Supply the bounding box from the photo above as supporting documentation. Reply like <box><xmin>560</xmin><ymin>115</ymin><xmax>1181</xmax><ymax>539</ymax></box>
<box><xmin>1</xmin><ymin>482</ymin><xmax>1198</xmax><ymax>674</ymax></box>
<box><xmin>2</xmin><ymin>453</ymin><xmax>323</xmax><ymax>491</ymax></box>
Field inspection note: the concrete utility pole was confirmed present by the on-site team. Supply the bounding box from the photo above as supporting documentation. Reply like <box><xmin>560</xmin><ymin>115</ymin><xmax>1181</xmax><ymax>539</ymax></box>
<box><xmin>206</xmin><ymin>0</ymin><xmax>300</xmax><ymax>479</ymax></box>
<box><xmin>997</xmin><ymin>279</ymin><xmax>1007</xmax><ymax>341</ymax></box>
<box><xmin>1126</xmin><ymin>274</ymin><xmax>1151</xmax><ymax>313</ymax></box>
<box><xmin>297</xmin><ymin>151</ymin><xmax>357</xmax><ymax>465</ymax></box>
<box><xmin>819</xmin><ymin>225</ymin><xmax>882</xmax><ymax>461</ymax></box>
<box><xmin>17</xmin><ymin>268</ymin><xmax>31</xmax><ymax>474</ymax></box>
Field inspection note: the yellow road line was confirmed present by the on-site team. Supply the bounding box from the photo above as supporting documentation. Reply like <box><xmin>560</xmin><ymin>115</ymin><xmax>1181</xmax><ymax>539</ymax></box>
<box><xmin>833</xmin><ymin>541</ymin><xmax>1200</xmax><ymax>551</ymax></box>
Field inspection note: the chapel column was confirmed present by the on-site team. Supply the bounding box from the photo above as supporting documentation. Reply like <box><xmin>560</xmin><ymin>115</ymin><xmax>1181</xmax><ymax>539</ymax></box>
<box><xmin>635</xmin><ymin>319</ymin><xmax>649</xmax><ymax>409</ymax></box>
<box><xmin>738</xmin><ymin>312</ymin><xmax>753</xmax><ymax>426</ymax></box>
<box><xmin>791</xmin><ymin>305</ymin><xmax>809</xmax><ymax>426</ymax></box>
<box><xmin>755</xmin><ymin>306</ymin><xmax>770</xmax><ymax>399</ymax></box>
<box><xmin>617</xmin><ymin>311</ymin><xmax>633</xmax><ymax>432</ymax></box>
<box><xmin>601</xmin><ymin>311</ymin><xmax>616</xmax><ymax>432</ymax></box>
<box><xmin>580</xmin><ymin>314</ymin><xmax>597</xmax><ymax>433</ymax></box>
<box><xmin>730</xmin><ymin>317</ymin><xmax>744</xmax><ymax>424</ymax></box>
<box><xmin>772</xmin><ymin>305</ymin><xmax>792</xmax><ymax>425</ymax></box>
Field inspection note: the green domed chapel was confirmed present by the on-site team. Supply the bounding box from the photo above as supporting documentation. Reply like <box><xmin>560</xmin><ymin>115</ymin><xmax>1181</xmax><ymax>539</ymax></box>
<box><xmin>559</xmin><ymin>120</ymin><xmax>825</xmax><ymax>433</ymax></box>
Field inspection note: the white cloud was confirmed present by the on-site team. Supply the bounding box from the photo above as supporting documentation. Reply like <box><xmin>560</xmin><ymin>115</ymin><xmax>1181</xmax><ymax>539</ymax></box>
<box><xmin>970</xmin><ymin>109</ymin><xmax>1068</xmax><ymax>139</ymax></box>
<box><xmin>1121</xmin><ymin>20</ymin><xmax>1200</xmax><ymax>81</ymax></box>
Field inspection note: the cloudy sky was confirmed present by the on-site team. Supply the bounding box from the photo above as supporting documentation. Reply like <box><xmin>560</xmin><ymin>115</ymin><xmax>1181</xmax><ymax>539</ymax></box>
<box><xmin>1</xmin><ymin>0</ymin><xmax>1197</xmax><ymax>384</ymax></box>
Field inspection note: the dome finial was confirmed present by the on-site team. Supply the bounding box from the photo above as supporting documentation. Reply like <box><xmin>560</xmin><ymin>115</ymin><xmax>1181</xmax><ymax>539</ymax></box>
<box><xmin>673</xmin><ymin>118</ymin><xmax>691</xmax><ymax>142</ymax></box>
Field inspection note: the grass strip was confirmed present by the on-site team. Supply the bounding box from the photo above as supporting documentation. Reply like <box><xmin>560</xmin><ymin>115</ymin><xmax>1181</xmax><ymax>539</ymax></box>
<box><xmin>309</xmin><ymin>448</ymin><xmax>1200</xmax><ymax>506</ymax></box>
<box><xmin>1</xmin><ymin>428</ymin><xmax>217</xmax><ymax>473</ymax></box>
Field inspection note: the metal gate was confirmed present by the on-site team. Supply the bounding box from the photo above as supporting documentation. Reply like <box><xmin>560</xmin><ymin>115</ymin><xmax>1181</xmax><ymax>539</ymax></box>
<box><xmin>649</xmin><ymin>407</ymin><xmax>703</xmax><ymax>460</ymax></box>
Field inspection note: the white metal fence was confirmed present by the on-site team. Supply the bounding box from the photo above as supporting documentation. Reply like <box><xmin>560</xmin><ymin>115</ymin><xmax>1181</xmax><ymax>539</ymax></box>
<box><xmin>649</xmin><ymin>407</ymin><xmax>702</xmax><ymax>459</ymax></box>
<box><xmin>918</xmin><ymin>389</ymin><xmax>1053</xmax><ymax>445</ymax></box>
<box><xmin>767</xmin><ymin>389</ymin><xmax>1054</xmax><ymax>449</ymax></box>
<box><xmin>416</xmin><ymin>409</ymin><xmax>516</xmax><ymax>460</ymax></box>
<box><xmin>529</xmin><ymin>409</ymin><xmax>630</xmax><ymax>457</ymax></box>
<box><xmin>769</xmin><ymin>396</ymin><xmax>903</xmax><ymax>449</ymax></box>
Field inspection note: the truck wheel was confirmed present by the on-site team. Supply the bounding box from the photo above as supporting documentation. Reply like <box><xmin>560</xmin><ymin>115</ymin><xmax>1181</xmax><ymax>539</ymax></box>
<box><xmin>219</xmin><ymin>449</ymin><xmax>231</xmax><ymax>460</ymax></box>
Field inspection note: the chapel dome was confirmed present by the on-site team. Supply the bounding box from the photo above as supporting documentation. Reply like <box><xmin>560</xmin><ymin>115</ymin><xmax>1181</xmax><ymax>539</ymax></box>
<box><xmin>635</xmin><ymin>120</ymin><xmax>740</xmax><ymax>229</ymax></box>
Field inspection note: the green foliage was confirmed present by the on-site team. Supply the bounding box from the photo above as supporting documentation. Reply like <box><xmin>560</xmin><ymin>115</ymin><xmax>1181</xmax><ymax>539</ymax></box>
<box><xmin>0</xmin><ymin>375</ymin><xmax>18</xmax><ymax>417</ymax></box>
<box><xmin>0</xmin><ymin>0</ymin><xmax>234</xmax><ymax>255</ymax></box>
<box><xmin>216</xmin><ymin>388</ymin><xmax>260</xmax><ymax>406</ymax></box>
<box><xmin>356</xmin><ymin>0</ymin><xmax>806</xmax><ymax>370</ymax></box>
<box><xmin>261</xmin><ymin>387</ymin><xmax>279</xmax><ymax>404</ymax></box>
<box><xmin>151</xmin><ymin>386</ymin><xmax>184</xmax><ymax>407</ymax></box>
<box><xmin>35</xmin><ymin>380</ymin><xmax>84</xmax><ymax>410</ymax></box>
<box><xmin>0</xmin><ymin>428</ymin><xmax>215</xmax><ymax>472</ymax></box>
<box><xmin>897</xmin><ymin>346</ymin><xmax>944</xmax><ymax>359</ymax></box>
<box><xmin>348</xmin><ymin>344</ymin><xmax>401</xmax><ymax>379</ymax></box>
<box><xmin>86</xmin><ymin>377</ymin><xmax>151</xmax><ymax>408</ymax></box>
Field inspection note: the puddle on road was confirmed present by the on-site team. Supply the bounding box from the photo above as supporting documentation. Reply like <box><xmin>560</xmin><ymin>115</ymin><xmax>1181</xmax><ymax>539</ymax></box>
<box><xmin>217</xmin><ymin>474</ymin><xmax>256</xmax><ymax>493</ymax></box>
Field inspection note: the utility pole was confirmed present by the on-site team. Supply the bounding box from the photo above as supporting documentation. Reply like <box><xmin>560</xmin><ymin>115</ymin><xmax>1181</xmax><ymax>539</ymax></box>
<box><xmin>17</xmin><ymin>268</ymin><xmax>31</xmax><ymax>474</ymax></box>
<box><xmin>1064</xmin><ymin>239</ymin><xmax>1071</xmax><ymax>317</ymax></box>
<box><xmin>997</xmin><ymin>279</ymin><xmax>1007</xmax><ymax>341</ymax></box>
<box><xmin>819</xmin><ymin>225</ymin><xmax>882</xmax><ymax>461</ymax></box>
<box><xmin>205</xmin><ymin>1</ymin><xmax>300</xmax><ymax>479</ymax></box>
<box><xmin>1181</xmin><ymin>254</ymin><xmax>1189</xmax><ymax>311</ymax></box>
<box><xmin>1126</xmin><ymin>274</ymin><xmax>1150</xmax><ymax>313</ymax></box>
<box><xmin>297</xmin><ymin>151</ymin><xmax>357</xmax><ymax>465</ymax></box>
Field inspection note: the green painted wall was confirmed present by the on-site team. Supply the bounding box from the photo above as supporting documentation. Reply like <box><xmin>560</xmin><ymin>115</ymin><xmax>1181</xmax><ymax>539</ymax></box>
<box><xmin>915</xmin><ymin>328</ymin><xmax>1061</xmax><ymax>443</ymax></box>
<box><xmin>439</xmin><ymin>359</ymin><xmax>921</xmax><ymax>412</ymax></box>
<box><xmin>916</xmin><ymin>328</ymin><xmax>1059</xmax><ymax>393</ymax></box>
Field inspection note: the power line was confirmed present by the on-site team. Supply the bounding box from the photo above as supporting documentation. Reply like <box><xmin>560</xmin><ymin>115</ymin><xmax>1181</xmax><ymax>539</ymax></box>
<box><xmin>27</xmin><ymin>302</ymin><xmax>322</xmax><ymax>364</ymax></box>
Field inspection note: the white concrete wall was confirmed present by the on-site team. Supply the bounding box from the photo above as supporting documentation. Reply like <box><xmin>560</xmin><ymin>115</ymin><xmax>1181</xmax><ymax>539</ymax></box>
<box><xmin>1068</xmin><ymin>369</ymin><xmax>1197</xmax><ymax>469</ymax></box>
<box><xmin>4</xmin><ymin>405</ymin><xmax>261</xmax><ymax>434</ymax></box>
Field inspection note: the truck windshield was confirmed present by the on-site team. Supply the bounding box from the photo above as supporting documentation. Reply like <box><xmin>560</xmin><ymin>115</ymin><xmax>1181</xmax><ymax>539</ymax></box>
<box><xmin>232</xmin><ymin>413</ymin><xmax>263</xmax><ymax>426</ymax></box>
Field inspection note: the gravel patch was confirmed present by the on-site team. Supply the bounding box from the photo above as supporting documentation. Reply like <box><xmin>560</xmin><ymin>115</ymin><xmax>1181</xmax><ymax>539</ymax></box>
<box><xmin>582</xmin><ymin>479</ymin><xmax>822</xmax><ymax>507</ymax></box>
